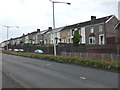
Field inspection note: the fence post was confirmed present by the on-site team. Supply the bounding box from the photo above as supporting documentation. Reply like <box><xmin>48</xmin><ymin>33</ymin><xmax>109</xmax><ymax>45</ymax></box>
<box><xmin>102</xmin><ymin>54</ymin><xmax>103</xmax><ymax>60</ymax></box>
<box><xmin>80</xmin><ymin>53</ymin><xmax>81</xmax><ymax>57</ymax></box>
<box><xmin>87</xmin><ymin>53</ymin><xmax>88</xmax><ymax>58</ymax></box>
<box><xmin>111</xmin><ymin>54</ymin><xmax>113</xmax><ymax>61</ymax></box>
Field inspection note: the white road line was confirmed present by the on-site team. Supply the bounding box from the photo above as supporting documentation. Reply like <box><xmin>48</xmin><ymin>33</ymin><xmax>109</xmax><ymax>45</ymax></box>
<box><xmin>80</xmin><ymin>76</ymin><xmax>86</xmax><ymax>80</ymax></box>
<box><xmin>46</xmin><ymin>64</ymin><xmax>51</xmax><ymax>66</ymax></box>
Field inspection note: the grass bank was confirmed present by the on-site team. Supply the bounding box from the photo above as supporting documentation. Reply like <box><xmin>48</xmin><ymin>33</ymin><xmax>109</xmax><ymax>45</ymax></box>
<box><xmin>2</xmin><ymin>50</ymin><xmax>120</xmax><ymax>72</ymax></box>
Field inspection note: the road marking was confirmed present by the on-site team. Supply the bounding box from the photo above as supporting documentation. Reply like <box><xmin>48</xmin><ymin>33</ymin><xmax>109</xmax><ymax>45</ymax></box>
<box><xmin>80</xmin><ymin>76</ymin><xmax>86</xmax><ymax>80</ymax></box>
<box><xmin>7</xmin><ymin>72</ymin><xmax>13</xmax><ymax>76</ymax></box>
<box><xmin>46</xmin><ymin>64</ymin><xmax>51</xmax><ymax>66</ymax></box>
<box><xmin>4</xmin><ymin>71</ymin><xmax>27</xmax><ymax>88</ymax></box>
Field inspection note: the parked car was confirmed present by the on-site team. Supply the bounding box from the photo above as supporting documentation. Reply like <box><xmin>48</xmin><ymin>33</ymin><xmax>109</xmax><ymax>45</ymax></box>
<box><xmin>34</xmin><ymin>49</ymin><xmax>44</xmax><ymax>54</ymax></box>
<box><xmin>18</xmin><ymin>49</ymin><xmax>24</xmax><ymax>52</ymax></box>
<box><xmin>14</xmin><ymin>49</ymin><xmax>19</xmax><ymax>52</ymax></box>
<box><xmin>8</xmin><ymin>48</ymin><xmax>12</xmax><ymax>51</ymax></box>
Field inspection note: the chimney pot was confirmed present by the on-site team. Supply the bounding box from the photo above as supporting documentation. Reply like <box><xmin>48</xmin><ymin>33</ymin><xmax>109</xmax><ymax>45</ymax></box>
<box><xmin>48</xmin><ymin>27</ymin><xmax>52</xmax><ymax>31</ymax></box>
<box><xmin>37</xmin><ymin>29</ymin><xmax>40</xmax><ymax>32</ymax></box>
<box><xmin>91</xmin><ymin>16</ymin><xmax>96</xmax><ymax>20</ymax></box>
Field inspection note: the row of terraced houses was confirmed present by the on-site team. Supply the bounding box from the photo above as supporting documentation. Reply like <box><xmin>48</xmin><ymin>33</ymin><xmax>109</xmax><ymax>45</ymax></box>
<box><xmin>1</xmin><ymin>15</ymin><xmax>120</xmax><ymax>54</ymax></box>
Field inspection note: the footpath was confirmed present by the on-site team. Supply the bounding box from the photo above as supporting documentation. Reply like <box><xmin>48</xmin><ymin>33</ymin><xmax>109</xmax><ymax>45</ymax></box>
<box><xmin>2</xmin><ymin>72</ymin><xmax>23</xmax><ymax>88</ymax></box>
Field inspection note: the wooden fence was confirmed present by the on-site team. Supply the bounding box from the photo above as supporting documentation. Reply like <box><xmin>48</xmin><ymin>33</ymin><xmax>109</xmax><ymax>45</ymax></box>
<box><xmin>61</xmin><ymin>52</ymin><xmax>120</xmax><ymax>61</ymax></box>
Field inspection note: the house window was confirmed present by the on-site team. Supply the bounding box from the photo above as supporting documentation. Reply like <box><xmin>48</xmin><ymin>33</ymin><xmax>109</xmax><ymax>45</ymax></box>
<box><xmin>68</xmin><ymin>31</ymin><xmax>70</xmax><ymax>36</ymax></box>
<box><xmin>68</xmin><ymin>38</ymin><xmax>70</xmax><ymax>43</ymax></box>
<box><xmin>89</xmin><ymin>37</ymin><xmax>96</xmax><ymax>44</ymax></box>
<box><xmin>99</xmin><ymin>25</ymin><xmax>103</xmax><ymax>32</ymax></box>
<box><xmin>78</xmin><ymin>28</ymin><xmax>81</xmax><ymax>35</ymax></box>
<box><xmin>79</xmin><ymin>37</ymin><xmax>82</xmax><ymax>44</ymax></box>
<box><xmin>72</xmin><ymin>29</ymin><xmax>74</xmax><ymax>36</ymax></box>
<box><xmin>90</xmin><ymin>26</ymin><xmax>94</xmax><ymax>33</ymax></box>
<box><xmin>99</xmin><ymin>34</ymin><xmax>104</xmax><ymax>45</ymax></box>
<box><xmin>74</xmin><ymin>28</ymin><xmax>77</xmax><ymax>31</ymax></box>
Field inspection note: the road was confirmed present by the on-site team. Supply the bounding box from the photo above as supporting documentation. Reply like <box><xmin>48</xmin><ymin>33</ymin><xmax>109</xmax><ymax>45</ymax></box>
<box><xmin>2</xmin><ymin>72</ymin><xmax>23</xmax><ymax>88</ymax></box>
<box><xmin>2</xmin><ymin>53</ymin><xmax>118</xmax><ymax>88</ymax></box>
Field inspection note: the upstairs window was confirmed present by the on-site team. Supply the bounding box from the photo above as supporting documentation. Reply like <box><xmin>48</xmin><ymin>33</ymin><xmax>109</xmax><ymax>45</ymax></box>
<box><xmin>90</xmin><ymin>26</ymin><xmax>94</xmax><ymax>33</ymax></box>
<box><xmin>68</xmin><ymin>31</ymin><xmax>70</xmax><ymax>36</ymax></box>
<box><xmin>72</xmin><ymin>29</ymin><xmax>74</xmax><ymax>36</ymax></box>
<box><xmin>78</xmin><ymin>28</ymin><xmax>81</xmax><ymax>35</ymax></box>
<box><xmin>99</xmin><ymin>25</ymin><xmax>103</xmax><ymax>32</ymax></box>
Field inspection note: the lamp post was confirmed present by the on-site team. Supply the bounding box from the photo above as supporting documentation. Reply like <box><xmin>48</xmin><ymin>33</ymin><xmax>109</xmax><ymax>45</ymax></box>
<box><xmin>3</xmin><ymin>25</ymin><xmax>19</xmax><ymax>50</ymax></box>
<box><xmin>49</xmin><ymin>0</ymin><xmax>71</xmax><ymax>56</ymax></box>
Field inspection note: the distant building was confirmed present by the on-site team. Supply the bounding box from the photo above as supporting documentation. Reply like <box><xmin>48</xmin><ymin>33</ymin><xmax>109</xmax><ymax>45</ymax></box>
<box><xmin>118</xmin><ymin>1</ymin><xmax>120</xmax><ymax>20</ymax></box>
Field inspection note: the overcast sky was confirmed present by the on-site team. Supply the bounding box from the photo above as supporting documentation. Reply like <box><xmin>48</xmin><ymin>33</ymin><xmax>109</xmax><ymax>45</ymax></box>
<box><xmin>0</xmin><ymin>0</ymin><xmax>119</xmax><ymax>43</ymax></box>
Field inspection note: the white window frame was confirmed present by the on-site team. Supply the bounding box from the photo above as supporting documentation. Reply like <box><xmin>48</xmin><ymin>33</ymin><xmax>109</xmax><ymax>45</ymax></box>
<box><xmin>90</xmin><ymin>26</ymin><xmax>94</xmax><ymax>33</ymax></box>
<box><xmin>89</xmin><ymin>37</ymin><xmax>96</xmax><ymax>44</ymax></box>
<box><xmin>81</xmin><ymin>27</ymin><xmax>86</xmax><ymax>44</ymax></box>
<box><xmin>99</xmin><ymin>34</ymin><xmax>105</xmax><ymax>45</ymax></box>
<box><xmin>79</xmin><ymin>37</ymin><xmax>82</xmax><ymax>44</ymax></box>
<box><xmin>78</xmin><ymin>28</ymin><xmax>81</xmax><ymax>35</ymax></box>
<box><xmin>72</xmin><ymin>29</ymin><xmax>74</xmax><ymax>36</ymax></box>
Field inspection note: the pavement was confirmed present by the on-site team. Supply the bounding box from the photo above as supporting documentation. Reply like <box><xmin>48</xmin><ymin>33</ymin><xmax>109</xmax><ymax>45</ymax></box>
<box><xmin>2</xmin><ymin>53</ymin><xmax>119</xmax><ymax>88</ymax></box>
<box><xmin>2</xmin><ymin>72</ymin><xmax>24</xmax><ymax>88</ymax></box>
<box><xmin>1</xmin><ymin>51</ymin><xmax>24</xmax><ymax>89</ymax></box>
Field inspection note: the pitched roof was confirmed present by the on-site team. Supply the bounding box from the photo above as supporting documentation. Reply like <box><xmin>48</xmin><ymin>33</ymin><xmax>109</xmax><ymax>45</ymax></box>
<box><xmin>114</xmin><ymin>22</ymin><xmax>120</xmax><ymax>29</ymax></box>
<box><xmin>63</xmin><ymin>15</ymin><xmax>113</xmax><ymax>30</ymax></box>
<box><xmin>51</xmin><ymin>27</ymin><xmax>65</xmax><ymax>33</ymax></box>
<box><xmin>44</xmin><ymin>26</ymin><xmax>65</xmax><ymax>34</ymax></box>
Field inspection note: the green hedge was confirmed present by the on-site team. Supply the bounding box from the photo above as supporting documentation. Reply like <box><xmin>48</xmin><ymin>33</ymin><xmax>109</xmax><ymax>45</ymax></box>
<box><xmin>2</xmin><ymin>50</ymin><xmax>120</xmax><ymax>71</ymax></box>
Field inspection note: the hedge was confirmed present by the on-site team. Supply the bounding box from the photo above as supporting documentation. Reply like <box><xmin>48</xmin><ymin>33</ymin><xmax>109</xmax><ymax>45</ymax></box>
<box><xmin>2</xmin><ymin>50</ymin><xmax>120</xmax><ymax>72</ymax></box>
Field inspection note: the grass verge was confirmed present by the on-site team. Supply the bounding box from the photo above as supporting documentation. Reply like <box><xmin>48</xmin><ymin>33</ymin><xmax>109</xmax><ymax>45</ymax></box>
<box><xmin>2</xmin><ymin>50</ymin><xmax>120</xmax><ymax>72</ymax></box>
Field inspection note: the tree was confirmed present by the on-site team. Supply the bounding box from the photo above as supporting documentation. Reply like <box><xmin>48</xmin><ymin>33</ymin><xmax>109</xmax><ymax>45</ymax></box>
<box><xmin>73</xmin><ymin>30</ymin><xmax>80</xmax><ymax>46</ymax></box>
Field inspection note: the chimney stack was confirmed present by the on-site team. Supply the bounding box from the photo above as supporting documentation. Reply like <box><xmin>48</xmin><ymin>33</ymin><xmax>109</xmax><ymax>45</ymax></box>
<box><xmin>37</xmin><ymin>29</ymin><xmax>40</xmax><ymax>32</ymax></box>
<box><xmin>48</xmin><ymin>27</ymin><xmax>52</xmax><ymax>31</ymax></box>
<box><xmin>91</xmin><ymin>16</ymin><xmax>96</xmax><ymax>21</ymax></box>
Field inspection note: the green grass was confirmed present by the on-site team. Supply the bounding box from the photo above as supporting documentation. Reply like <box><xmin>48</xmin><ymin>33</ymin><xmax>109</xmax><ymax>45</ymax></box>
<box><xmin>2</xmin><ymin>50</ymin><xmax>120</xmax><ymax>72</ymax></box>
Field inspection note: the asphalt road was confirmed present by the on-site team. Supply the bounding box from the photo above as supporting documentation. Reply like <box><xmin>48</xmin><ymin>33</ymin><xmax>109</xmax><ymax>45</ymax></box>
<box><xmin>2</xmin><ymin>72</ymin><xmax>23</xmax><ymax>88</ymax></box>
<box><xmin>2</xmin><ymin>53</ymin><xmax>118</xmax><ymax>88</ymax></box>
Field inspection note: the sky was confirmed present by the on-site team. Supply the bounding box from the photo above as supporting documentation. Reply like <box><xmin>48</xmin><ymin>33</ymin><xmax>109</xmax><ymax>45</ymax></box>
<box><xmin>0</xmin><ymin>0</ymin><xmax>119</xmax><ymax>43</ymax></box>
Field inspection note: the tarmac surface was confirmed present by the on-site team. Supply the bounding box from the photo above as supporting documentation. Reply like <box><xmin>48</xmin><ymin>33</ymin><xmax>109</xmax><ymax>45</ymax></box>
<box><xmin>2</xmin><ymin>72</ymin><xmax>24</xmax><ymax>88</ymax></box>
<box><xmin>2</xmin><ymin>53</ymin><xmax>119</xmax><ymax>88</ymax></box>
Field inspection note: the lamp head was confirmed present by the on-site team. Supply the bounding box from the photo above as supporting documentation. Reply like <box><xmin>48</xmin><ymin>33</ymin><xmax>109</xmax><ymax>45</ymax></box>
<box><xmin>67</xmin><ymin>3</ymin><xmax>71</xmax><ymax>5</ymax></box>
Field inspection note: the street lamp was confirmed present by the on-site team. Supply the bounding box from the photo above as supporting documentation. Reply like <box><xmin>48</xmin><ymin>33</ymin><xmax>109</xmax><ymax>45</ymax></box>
<box><xmin>3</xmin><ymin>25</ymin><xmax>19</xmax><ymax>50</ymax></box>
<box><xmin>49</xmin><ymin>0</ymin><xmax>71</xmax><ymax>56</ymax></box>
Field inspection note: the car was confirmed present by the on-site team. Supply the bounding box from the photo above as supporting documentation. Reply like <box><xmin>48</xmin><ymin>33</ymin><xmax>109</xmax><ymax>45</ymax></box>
<box><xmin>34</xmin><ymin>49</ymin><xmax>44</xmax><ymax>54</ymax></box>
<box><xmin>13</xmin><ymin>49</ymin><xmax>19</xmax><ymax>52</ymax></box>
<box><xmin>8</xmin><ymin>48</ymin><xmax>12</xmax><ymax>51</ymax></box>
<box><xmin>19</xmin><ymin>49</ymin><xmax>24</xmax><ymax>52</ymax></box>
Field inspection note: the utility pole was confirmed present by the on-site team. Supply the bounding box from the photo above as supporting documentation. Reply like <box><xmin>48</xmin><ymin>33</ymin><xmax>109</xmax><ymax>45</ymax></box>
<box><xmin>3</xmin><ymin>25</ymin><xmax>19</xmax><ymax>50</ymax></box>
<box><xmin>49</xmin><ymin>0</ymin><xmax>71</xmax><ymax>56</ymax></box>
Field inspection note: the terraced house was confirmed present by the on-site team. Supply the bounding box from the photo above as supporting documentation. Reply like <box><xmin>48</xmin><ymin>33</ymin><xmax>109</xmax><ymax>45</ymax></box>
<box><xmin>61</xmin><ymin>15</ymin><xmax>119</xmax><ymax>45</ymax></box>
<box><xmin>115</xmin><ymin>21</ymin><xmax>120</xmax><ymax>54</ymax></box>
<box><xmin>35</xmin><ymin>29</ymin><xmax>47</xmax><ymax>45</ymax></box>
<box><xmin>24</xmin><ymin>29</ymin><xmax>40</xmax><ymax>44</ymax></box>
<box><xmin>0</xmin><ymin>15</ymin><xmax>119</xmax><ymax>54</ymax></box>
